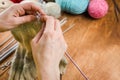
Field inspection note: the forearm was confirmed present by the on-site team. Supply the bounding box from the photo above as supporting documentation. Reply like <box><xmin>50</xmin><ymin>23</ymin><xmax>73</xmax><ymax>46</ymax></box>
<box><xmin>36</xmin><ymin>61</ymin><xmax>60</xmax><ymax>80</ymax></box>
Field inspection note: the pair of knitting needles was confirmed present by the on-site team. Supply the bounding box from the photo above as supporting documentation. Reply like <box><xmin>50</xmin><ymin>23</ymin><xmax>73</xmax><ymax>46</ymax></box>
<box><xmin>112</xmin><ymin>0</ymin><xmax>120</xmax><ymax>22</ymax></box>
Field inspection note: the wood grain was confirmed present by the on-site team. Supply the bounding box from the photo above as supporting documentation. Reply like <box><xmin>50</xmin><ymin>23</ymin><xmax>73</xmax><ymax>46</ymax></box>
<box><xmin>0</xmin><ymin>0</ymin><xmax>120</xmax><ymax>80</ymax></box>
<box><xmin>62</xmin><ymin>0</ymin><xmax>120</xmax><ymax>80</ymax></box>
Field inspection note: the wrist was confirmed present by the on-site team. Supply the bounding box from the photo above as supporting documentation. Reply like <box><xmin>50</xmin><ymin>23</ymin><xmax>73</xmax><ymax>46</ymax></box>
<box><xmin>37</xmin><ymin>65</ymin><xmax>60</xmax><ymax>80</ymax></box>
<box><xmin>0</xmin><ymin>20</ymin><xmax>5</xmax><ymax>32</ymax></box>
<box><xmin>0</xmin><ymin>15</ymin><xmax>8</xmax><ymax>32</ymax></box>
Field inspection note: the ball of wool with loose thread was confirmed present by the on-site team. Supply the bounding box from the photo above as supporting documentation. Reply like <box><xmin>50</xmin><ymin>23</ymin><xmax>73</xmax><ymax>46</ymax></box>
<box><xmin>55</xmin><ymin>0</ymin><xmax>89</xmax><ymax>14</ymax></box>
<box><xmin>88</xmin><ymin>0</ymin><xmax>108</xmax><ymax>19</ymax></box>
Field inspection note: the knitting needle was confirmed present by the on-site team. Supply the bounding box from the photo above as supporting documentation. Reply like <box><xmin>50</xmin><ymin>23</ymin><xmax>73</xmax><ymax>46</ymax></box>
<box><xmin>36</xmin><ymin>12</ymin><xmax>67</xmax><ymax>26</ymax></box>
<box><xmin>0</xmin><ymin>43</ymin><xmax>18</xmax><ymax>63</ymax></box>
<box><xmin>0</xmin><ymin>35</ymin><xmax>12</xmax><ymax>46</ymax></box>
<box><xmin>112</xmin><ymin>0</ymin><xmax>120</xmax><ymax>13</ymax></box>
<box><xmin>63</xmin><ymin>24</ymin><xmax>75</xmax><ymax>34</ymax></box>
<box><xmin>65</xmin><ymin>51</ymin><xmax>89</xmax><ymax>80</ymax></box>
<box><xmin>60</xmin><ymin>17</ymin><xmax>67</xmax><ymax>26</ymax></box>
<box><xmin>114</xmin><ymin>6</ymin><xmax>119</xmax><ymax>22</ymax></box>
<box><xmin>39</xmin><ymin>0</ymin><xmax>44</xmax><ymax>3</ymax></box>
<box><xmin>112</xmin><ymin>0</ymin><xmax>120</xmax><ymax>22</ymax></box>
<box><xmin>0</xmin><ymin>42</ymin><xmax>18</xmax><ymax>58</ymax></box>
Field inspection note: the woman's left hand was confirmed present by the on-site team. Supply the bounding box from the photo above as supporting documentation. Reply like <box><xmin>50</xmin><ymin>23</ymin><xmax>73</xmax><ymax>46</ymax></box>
<box><xmin>0</xmin><ymin>2</ymin><xmax>45</xmax><ymax>32</ymax></box>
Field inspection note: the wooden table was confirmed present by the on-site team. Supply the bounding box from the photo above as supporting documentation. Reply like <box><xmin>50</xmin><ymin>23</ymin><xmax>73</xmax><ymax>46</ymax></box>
<box><xmin>0</xmin><ymin>0</ymin><xmax>120</xmax><ymax>80</ymax></box>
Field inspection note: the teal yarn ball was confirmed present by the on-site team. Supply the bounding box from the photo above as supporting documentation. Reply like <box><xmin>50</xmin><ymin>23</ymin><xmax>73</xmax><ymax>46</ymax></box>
<box><xmin>55</xmin><ymin>0</ymin><xmax>89</xmax><ymax>14</ymax></box>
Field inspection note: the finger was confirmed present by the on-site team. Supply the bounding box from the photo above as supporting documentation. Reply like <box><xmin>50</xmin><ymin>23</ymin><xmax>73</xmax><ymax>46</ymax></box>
<box><xmin>55</xmin><ymin>19</ymin><xmax>61</xmax><ymax>31</ymax></box>
<box><xmin>20</xmin><ymin>2</ymin><xmax>46</xmax><ymax>15</ymax></box>
<box><xmin>14</xmin><ymin>15</ymin><xmax>36</xmax><ymax>25</ymax></box>
<box><xmin>44</xmin><ymin>16</ymin><xmax>55</xmax><ymax>33</ymax></box>
<box><xmin>55</xmin><ymin>20</ymin><xmax>63</xmax><ymax>36</ymax></box>
<box><xmin>32</xmin><ymin>23</ymin><xmax>45</xmax><ymax>43</ymax></box>
<box><xmin>40</xmin><ymin>15</ymin><xmax>47</xmax><ymax>22</ymax></box>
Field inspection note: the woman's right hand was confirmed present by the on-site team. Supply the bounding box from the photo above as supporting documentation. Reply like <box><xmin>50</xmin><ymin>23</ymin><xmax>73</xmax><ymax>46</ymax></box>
<box><xmin>31</xmin><ymin>16</ymin><xmax>67</xmax><ymax>80</ymax></box>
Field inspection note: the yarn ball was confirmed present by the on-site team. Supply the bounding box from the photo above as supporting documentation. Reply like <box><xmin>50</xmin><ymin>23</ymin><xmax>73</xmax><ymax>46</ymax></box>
<box><xmin>88</xmin><ymin>0</ymin><xmax>108</xmax><ymax>19</ymax></box>
<box><xmin>10</xmin><ymin>0</ymin><xmax>23</xmax><ymax>3</ymax></box>
<box><xmin>55</xmin><ymin>0</ymin><xmax>89</xmax><ymax>14</ymax></box>
<box><xmin>44</xmin><ymin>0</ymin><xmax>55</xmax><ymax>2</ymax></box>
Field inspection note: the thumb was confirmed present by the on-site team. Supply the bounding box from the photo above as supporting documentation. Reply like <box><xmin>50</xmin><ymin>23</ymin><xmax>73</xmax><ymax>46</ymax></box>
<box><xmin>15</xmin><ymin>15</ymin><xmax>36</xmax><ymax>25</ymax></box>
<box><xmin>32</xmin><ymin>23</ymin><xmax>45</xmax><ymax>43</ymax></box>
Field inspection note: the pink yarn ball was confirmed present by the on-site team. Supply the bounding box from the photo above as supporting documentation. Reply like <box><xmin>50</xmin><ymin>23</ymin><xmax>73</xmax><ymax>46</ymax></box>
<box><xmin>88</xmin><ymin>0</ymin><xmax>108</xmax><ymax>19</ymax></box>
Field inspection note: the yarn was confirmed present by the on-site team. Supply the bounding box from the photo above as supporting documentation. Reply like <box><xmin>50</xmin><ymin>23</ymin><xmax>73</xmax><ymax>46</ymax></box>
<box><xmin>55</xmin><ymin>0</ymin><xmax>89</xmax><ymax>14</ymax></box>
<box><xmin>10</xmin><ymin>0</ymin><xmax>23</xmax><ymax>3</ymax></box>
<box><xmin>88</xmin><ymin>0</ymin><xmax>108</xmax><ymax>19</ymax></box>
<box><xmin>44</xmin><ymin>0</ymin><xmax>55</xmax><ymax>2</ymax></box>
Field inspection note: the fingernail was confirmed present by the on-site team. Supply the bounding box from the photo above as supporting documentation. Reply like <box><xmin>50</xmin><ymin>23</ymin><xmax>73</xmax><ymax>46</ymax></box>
<box><xmin>40</xmin><ymin>15</ymin><xmax>47</xmax><ymax>22</ymax></box>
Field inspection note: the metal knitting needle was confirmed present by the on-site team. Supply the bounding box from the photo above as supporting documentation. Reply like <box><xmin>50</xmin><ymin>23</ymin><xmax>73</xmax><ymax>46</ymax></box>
<box><xmin>60</xmin><ymin>17</ymin><xmax>67</xmax><ymax>26</ymax></box>
<box><xmin>114</xmin><ymin>6</ymin><xmax>119</xmax><ymax>22</ymax></box>
<box><xmin>0</xmin><ymin>35</ymin><xmax>12</xmax><ymax>46</ymax></box>
<box><xmin>36</xmin><ymin>12</ymin><xmax>67</xmax><ymax>26</ymax></box>
<box><xmin>63</xmin><ymin>24</ymin><xmax>75</xmax><ymax>34</ymax></box>
<box><xmin>0</xmin><ymin>43</ymin><xmax>18</xmax><ymax>63</ymax></box>
<box><xmin>112</xmin><ymin>0</ymin><xmax>120</xmax><ymax>13</ymax></box>
<box><xmin>0</xmin><ymin>42</ymin><xmax>18</xmax><ymax>58</ymax></box>
<box><xmin>39</xmin><ymin>0</ymin><xmax>45</xmax><ymax>3</ymax></box>
<box><xmin>65</xmin><ymin>51</ymin><xmax>89</xmax><ymax>80</ymax></box>
<box><xmin>112</xmin><ymin>0</ymin><xmax>120</xmax><ymax>22</ymax></box>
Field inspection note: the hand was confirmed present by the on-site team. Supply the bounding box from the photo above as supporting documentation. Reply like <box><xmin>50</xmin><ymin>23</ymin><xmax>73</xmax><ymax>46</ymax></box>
<box><xmin>0</xmin><ymin>2</ymin><xmax>45</xmax><ymax>32</ymax></box>
<box><xmin>31</xmin><ymin>16</ymin><xmax>67</xmax><ymax>80</ymax></box>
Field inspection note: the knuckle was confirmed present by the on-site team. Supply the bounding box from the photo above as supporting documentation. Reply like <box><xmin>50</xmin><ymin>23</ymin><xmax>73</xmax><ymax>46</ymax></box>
<box><xmin>56</xmin><ymin>19</ymin><xmax>60</xmax><ymax>23</ymax></box>
<box><xmin>47</xmin><ymin>16</ymin><xmax>54</xmax><ymax>20</ymax></box>
<box><xmin>43</xmin><ymin>31</ymin><xmax>54</xmax><ymax>39</ymax></box>
<box><xmin>31</xmin><ymin>39</ymin><xmax>36</xmax><ymax>45</ymax></box>
<box><xmin>28</xmin><ymin>2</ymin><xmax>34</xmax><ymax>5</ymax></box>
